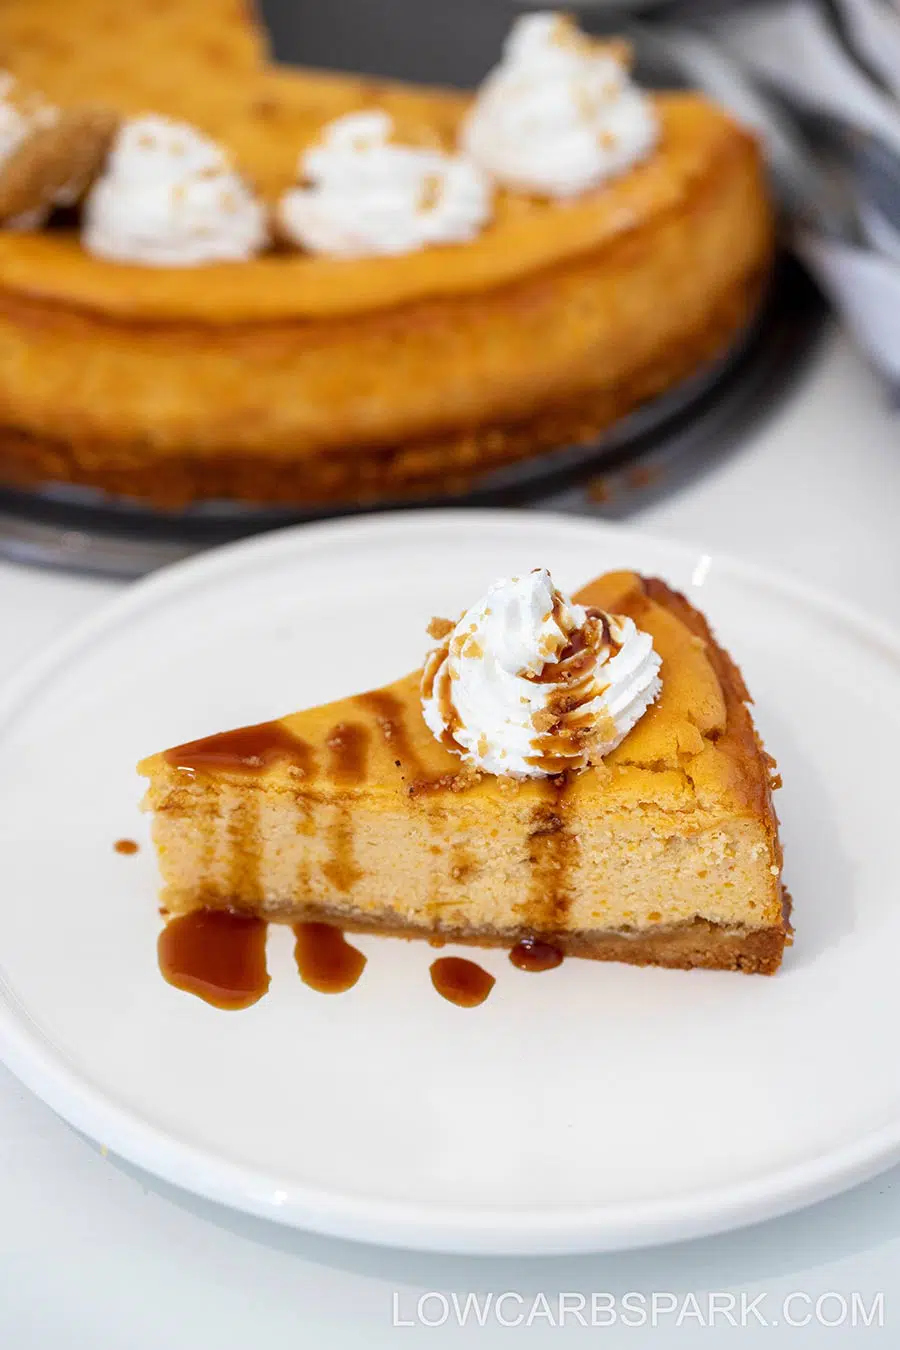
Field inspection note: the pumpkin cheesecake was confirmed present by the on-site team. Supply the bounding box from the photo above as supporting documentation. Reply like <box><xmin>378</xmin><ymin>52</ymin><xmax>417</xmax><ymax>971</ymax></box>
<box><xmin>0</xmin><ymin>2</ymin><xmax>774</xmax><ymax>509</ymax></box>
<box><xmin>140</xmin><ymin>570</ymin><xmax>788</xmax><ymax>974</ymax></box>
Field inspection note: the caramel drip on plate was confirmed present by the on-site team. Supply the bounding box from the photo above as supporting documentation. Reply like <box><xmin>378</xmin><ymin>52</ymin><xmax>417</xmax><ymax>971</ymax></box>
<box><xmin>158</xmin><ymin>910</ymin><xmax>269</xmax><ymax>1009</ymax></box>
<box><xmin>157</xmin><ymin>917</ymin><xmax>504</xmax><ymax>1008</ymax></box>
<box><xmin>113</xmin><ymin>838</ymin><xmax>139</xmax><ymax>855</ymax></box>
<box><xmin>430</xmin><ymin>956</ymin><xmax>495</xmax><ymax>1007</ymax></box>
<box><xmin>509</xmin><ymin>937</ymin><xmax>564</xmax><ymax>972</ymax></box>
<box><xmin>293</xmin><ymin>922</ymin><xmax>367</xmax><ymax>993</ymax></box>
<box><xmin>164</xmin><ymin>720</ymin><xmax>317</xmax><ymax>778</ymax></box>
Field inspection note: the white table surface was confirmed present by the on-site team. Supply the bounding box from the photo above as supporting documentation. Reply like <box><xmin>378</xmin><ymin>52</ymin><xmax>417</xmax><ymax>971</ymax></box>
<box><xmin>1</xmin><ymin>328</ymin><xmax>899</xmax><ymax>1347</ymax></box>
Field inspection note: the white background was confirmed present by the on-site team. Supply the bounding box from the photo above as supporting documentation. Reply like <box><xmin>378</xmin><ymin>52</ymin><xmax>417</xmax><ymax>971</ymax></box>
<box><xmin>1</xmin><ymin>327</ymin><xmax>899</xmax><ymax>1345</ymax></box>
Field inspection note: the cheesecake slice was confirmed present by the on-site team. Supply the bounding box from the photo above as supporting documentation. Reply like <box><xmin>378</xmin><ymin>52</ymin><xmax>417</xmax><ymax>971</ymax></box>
<box><xmin>139</xmin><ymin>572</ymin><xmax>788</xmax><ymax>973</ymax></box>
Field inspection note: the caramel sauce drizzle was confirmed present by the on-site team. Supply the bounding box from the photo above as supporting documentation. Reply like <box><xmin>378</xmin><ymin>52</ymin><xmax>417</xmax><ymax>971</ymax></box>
<box><xmin>163</xmin><ymin>720</ymin><xmax>317</xmax><ymax>778</ymax></box>
<box><xmin>322</xmin><ymin>823</ymin><xmax>361</xmax><ymax>892</ymax></box>
<box><xmin>523</xmin><ymin>774</ymin><xmax>577</xmax><ymax>940</ymax></box>
<box><xmin>519</xmin><ymin>604</ymin><xmax>624</xmax><ymax>938</ymax></box>
<box><xmin>325</xmin><ymin>721</ymin><xmax>370</xmax><ymax>785</ymax></box>
<box><xmin>158</xmin><ymin>915</ymin><xmax>365</xmax><ymax>1005</ymax></box>
<box><xmin>227</xmin><ymin>794</ymin><xmax>264</xmax><ymax>906</ymax></box>
<box><xmin>164</xmin><ymin>724</ymin><xmax>321</xmax><ymax>916</ymax></box>
<box><xmin>293</xmin><ymin>922</ymin><xmax>367</xmax><ymax>994</ymax></box>
<box><xmin>509</xmin><ymin>937</ymin><xmax>564</xmax><ymax>972</ymax></box>
<box><xmin>421</xmin><ymin>640</ymin><xmax>465</xmax><ymax>757</ymax></box>
<box><xmin>158</xmin><ymin>913</ymin><xmax>572</xmax><ymax>1007</ymax></box>
<box><xmin>436</xmin><ymin>661</ymin><xmax>464</xmax><ymax>754</ymax></box>
<box><xmin>158</xmin><ymin>910</ymin><xmax>269</xmax><ymax>1010</ymax></box>
<box><xmin>323</xmin><ymin>722</ymin><xmax>369</xmax><ymax>891</ymax></box>
<box><xmin>524</xmin><ymin>606</ymin><xmax>622</xmax><ymax>774</ymax></box>
<box><xmin>430</xmin><ymin>956</ymin><xmax>495</xmax><ymax>1007</ymax></box>
<box><xmin>354</xmin><ymin>689</ymin><xmax>427</xmax><ymax>779</ymax></box>
<box><xmin>114</xmin><ymin>838</ymin><xmax>139</xmax><ymax>855</ymax></box>
<box><xmin>450</xmin><ymin>846</ymin><xmax>476</xmax><ymax>884</ymax></box>
<box><xmin>157</xmin><ymin>916</ymin><xmax>511</xmax><ymax>1008</ymax></box>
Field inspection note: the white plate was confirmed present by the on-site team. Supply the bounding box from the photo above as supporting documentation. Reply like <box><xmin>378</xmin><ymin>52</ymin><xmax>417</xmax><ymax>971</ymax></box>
<box><xmin>1</xmin><ymin>510</ymin><xmax>899</xmax><ymax>1256</ymax></box>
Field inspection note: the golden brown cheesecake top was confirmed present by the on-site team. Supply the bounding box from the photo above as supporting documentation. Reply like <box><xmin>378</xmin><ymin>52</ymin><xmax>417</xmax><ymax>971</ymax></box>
<box><xmin>0</xmin><ymin>99</ymin><xmax>746</xmax><ymax>321</ymax></box>
<box><xmin>0</xmin><ymin>0</ymin><xmax>751</xmax><ymax>321</ymax></box>
<box><xmin>140</xmin><ymin>572</ymin><xmax>775</xmax><ymax>820</ymax></box>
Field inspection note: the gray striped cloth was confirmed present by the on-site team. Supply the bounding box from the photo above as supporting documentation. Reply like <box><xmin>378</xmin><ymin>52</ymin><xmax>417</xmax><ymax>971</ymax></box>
<box><xmin>585</xmin><ymin>0</ymin><xmax>900</xmax><ymax>389</ymax></box>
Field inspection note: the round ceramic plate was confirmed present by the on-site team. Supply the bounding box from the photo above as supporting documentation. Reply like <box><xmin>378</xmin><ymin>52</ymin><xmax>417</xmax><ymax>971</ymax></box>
<box><xmin>0</xmin><ymin>511</ymin><xmax>898</xmax><ymax>1255</ymax></box>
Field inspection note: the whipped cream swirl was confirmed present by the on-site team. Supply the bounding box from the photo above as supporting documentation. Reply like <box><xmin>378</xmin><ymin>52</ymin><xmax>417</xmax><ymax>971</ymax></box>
<box><xmin>461</xmin><ymin>12</ymin><xmax>659</xmax><ymax>199</ymax></box>
<box><xmin>277</xmin><ymin>111</ymin><xmax>492</xmax><ymax>258</ymax></box>
<box><xmin>83</xmin><ymin>115</ymin><xmax>267</xmax><ymax>265</ymax></box>
<box><xmin>421</xmin><ymin>569</ymin><xmax>661</xmax><ymax>778</ymax></box>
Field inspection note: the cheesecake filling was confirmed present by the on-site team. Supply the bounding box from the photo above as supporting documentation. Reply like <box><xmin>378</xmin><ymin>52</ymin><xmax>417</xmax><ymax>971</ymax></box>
<box><xmin>277</xmin><ymin>111</ymin><xmax>492</xmax><ymax>258</ymax></box>
<box><xmin>421</xmin><ymin>568</ymin><xmax>661</xmax><ymax>777</ymax></box>
<box><xmin>461</xmin><ymin>12</ymin><xmax>659</xmax><ymax>199</ymax></box>
<box><xmin>83</xmin><ymin>115</ymin><xmax>268</xmax><ymax>265</ymax></box>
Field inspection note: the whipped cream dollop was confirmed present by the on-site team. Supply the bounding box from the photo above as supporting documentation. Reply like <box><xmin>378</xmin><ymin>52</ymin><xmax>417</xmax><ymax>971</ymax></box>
<box><xmin>421</xmin><ymin>569</ymin><xmax>662</xmax><ymax>778</ymax></box>
<box><xmin>277</xmin><ymin>111</ymin><xmax>492</xmax><ymax>258</ymax></box>
<box><xmin>83</xmin><ymin>115</ymin><xmax>267</xmax><ymax>265</ymax></box>
<box><xmin>461</xmin><ymin>12</ymin><xmax>659</xmax><ymax>198</ymax></box>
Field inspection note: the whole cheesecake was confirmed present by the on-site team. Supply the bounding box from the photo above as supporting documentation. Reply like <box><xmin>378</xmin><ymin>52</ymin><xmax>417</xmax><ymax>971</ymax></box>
<box><xmin>0</xmin><ymin>1</ymin><xmax>774</xmax><ymax>508</ymax></box>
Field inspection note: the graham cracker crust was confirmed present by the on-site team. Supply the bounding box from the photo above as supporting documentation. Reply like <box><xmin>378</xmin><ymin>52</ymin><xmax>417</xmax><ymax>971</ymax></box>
<box><xmin>167</xmin><ymin>896</ymin><xmax>785</xmax><ymax>975</ymax></box>
<box><xmin>0</xmin><ymin>266</ymin><xmax>765</xmax><ymax>509</ymax></box>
